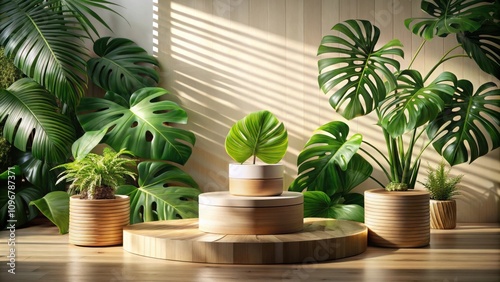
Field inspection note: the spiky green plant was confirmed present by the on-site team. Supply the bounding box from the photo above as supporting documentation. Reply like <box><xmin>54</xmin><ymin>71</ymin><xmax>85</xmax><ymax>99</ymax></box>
<box><xmin>419</xmin><ymin>160</ymin><xmax>463</xmax><ymax>201</ymax></box>
<box><xmin>55</xmin><ymin>148</ymin><xmax>136</xmax><ymax>200</ymax></box>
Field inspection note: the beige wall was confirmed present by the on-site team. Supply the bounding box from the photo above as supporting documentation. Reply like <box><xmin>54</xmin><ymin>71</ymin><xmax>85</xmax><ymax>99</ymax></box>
<box><xmin>155</xmin><ymin>0</ymin><xmax>499</xmax><ymax>222</ymax></box>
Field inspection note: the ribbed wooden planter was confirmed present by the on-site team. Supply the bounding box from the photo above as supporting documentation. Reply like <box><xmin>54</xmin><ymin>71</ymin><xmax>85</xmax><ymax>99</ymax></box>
<box><xmin>229</xmin><ymin>163</ymin><xmax>283</xmax><ymax>196</ymax></box>
<box><xmin>365</xmin><ymin>189</ymin><xmax>430</xmax><ymax>248</ymax></box>
<box><xmin>430</xmin><ymin>199</ymin><xmax>456</xmax><ymax>229</ymax></box>
<box><xmin>199</xmin><ymin>191</ymin><xmax>303</xmax><ymax>235</ymax></box>
<box><xmin>69</xmin><ymin>195</ymin><xmax>130</xmax><ymax>247</ymax></box>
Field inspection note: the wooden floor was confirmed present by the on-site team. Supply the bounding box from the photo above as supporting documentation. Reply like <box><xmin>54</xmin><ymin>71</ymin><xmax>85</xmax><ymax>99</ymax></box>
<box><xmin>1</xmin><ymin>218</ymin><xmax>499</xmax><ymax>282</ymax></box>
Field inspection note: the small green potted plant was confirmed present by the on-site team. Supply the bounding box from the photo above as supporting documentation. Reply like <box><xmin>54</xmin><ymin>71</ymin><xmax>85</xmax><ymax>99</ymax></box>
<box><xmin>419</xmin><ymin>160</ymin><xmax>463</xmax><ymax>229</ymax></box>
<box><xmin>55</xmin><ymin>146</ymin><xmax>136</xmax><ymax>246</ymax></box>
<box><xmin>225</xmin><ymin>110</ymin><xmax>288</xmax><ymax>196</ymax></box>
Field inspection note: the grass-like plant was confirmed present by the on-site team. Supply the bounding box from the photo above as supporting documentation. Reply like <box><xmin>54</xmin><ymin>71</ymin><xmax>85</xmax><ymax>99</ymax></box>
<box><xmin>55</xmin><ymin>148</ymin><xmax>136</xmax><ymax>200</ymax></box>
<box><xmin>419</xmin><ymin>160</ymin><xmax>463</xmax><ymax>201</ymax></box>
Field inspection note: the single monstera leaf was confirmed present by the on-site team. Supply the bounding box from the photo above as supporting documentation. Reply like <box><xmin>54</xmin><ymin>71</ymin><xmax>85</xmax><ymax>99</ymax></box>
<box><xmin>457</xmin><ymin>22</ymin><xmax>500</xmax><ymax>80</ymax></box>
<box><xmin>318</xmin><ymin>19</ymin><xmax>403</xmax><ymax>120</ymax></box>
<box><xmin>380</xmin><ymin>70</ymin><xmax>457</xmax><ymax>137</ymax></box>
<box><xmin>77</xmin><ymin>87</ymin><xmax>196</xmax><ymax>164</ymax></box>
<box><xmin>225</xmin><ymin>110</ymin><xmax>288</xmax><ymax>164</ymax></box>
<box><xmin>116</xmin><ymin>161</ymin><xmax>200</xmax><ymax>224</ymax></box>
<box><xmin>405</xmin><ymin>0</ymin><xmax>495</xmax><ymax>40</ymax></box>
<box><xmin>289</xmin><ymin>121</ymin><xmax>370</xmax><ymax>196</ymax></box>
<box><xmin>428</xmin><ymin>80</ymin><xmax>500</xmax><ymax>165</ymax></box>
<box><xmin>87</xmin><ymin>37</ymin><xmax>159</xmax><ymax>100</ymax></box>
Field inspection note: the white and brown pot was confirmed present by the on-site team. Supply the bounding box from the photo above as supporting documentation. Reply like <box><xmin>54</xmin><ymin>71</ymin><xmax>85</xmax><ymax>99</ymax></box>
<box><xmin>69</xmin><ymin>195</ymin><xmax>130</xmax><ymax>246</ymax></box>
<box><xmin>364</xmin><ymin>189</ymin><xmax>430</xmax><ymax>248</ymax></box>
<box><xmin>429</xmin><ymin>199</ymin><xmax>456</xmax><ymax>229</ymax></box>
<box><xmin>229</xmin><ymin>163</ymin><xmax>283</xmax><ymax>196</ymax></box>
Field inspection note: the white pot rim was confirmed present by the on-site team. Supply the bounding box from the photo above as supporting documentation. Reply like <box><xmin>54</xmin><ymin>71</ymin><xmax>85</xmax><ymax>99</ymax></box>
<box><xmin>229</xmin><ymin>163</ymin><xmax>283</xmax><ymax>179</ymax></box>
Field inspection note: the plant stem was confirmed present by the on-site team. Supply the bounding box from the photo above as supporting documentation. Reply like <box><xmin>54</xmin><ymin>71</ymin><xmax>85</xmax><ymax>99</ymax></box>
<box><xmin>359</xmin><ymin>145</ymin><xmax>391</xmax><ymax>182</ymax></box>
<box><xmin>424</xmin><ymin>44</ymin><xmax>466</xmax><ymax>82</ymax></box>
<box><xmin>408</xmin><ymin>40</ymin><xmax>427</xmax><ymax>69</ymax></box>
<box><xmin>369</xmin><ymin>175</ymin><xmax>386</xmax><ymax>189</ymax></box>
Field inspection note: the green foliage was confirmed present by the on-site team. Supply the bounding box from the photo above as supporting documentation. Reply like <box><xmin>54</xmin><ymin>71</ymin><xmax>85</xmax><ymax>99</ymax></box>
<box><xmin>225</xmin><ymin>110</ymin><xmax>288</xmax><ymax>164</ymax></box>
<box><xmin>0</xmin><ymin>46</ymin><xmax>23</xmax><ymax>89</ymax></box>
<box><xmin>55</xmin><ymin>148</ymin><xmax>137</xmax><ymax>199</ymax></box>
<box><xmin>77</xmin><ymin>88</ymin><xmax>195</xmax><ymax>164</ymax></box>
<box><xmin>30</xmin><ymin>191</ymin><xmax>69</xmax><ymax>234</ymax></box>
<box><xmin>0</xmin><ymin>137</ymin><xmax>10</xmax><ymax>172</ymax></box>
<box><xmin>316</xmin><ymin>1</ymin><xmax>500</xmax><ymax>190</ymax></box>
<box><xmin>289</xmin><ymin>121</ymin><xmax>372</xmax><ymax>222</ymax></box>
<box><xmin>419</xmin><ymin>160</ymin><xmax>463</xmax><ymax>200</ymax></box>
<box><xmin>116</xmin><ymin>162</ymin><xmax>200</xmax><ymax>223</ymax></box>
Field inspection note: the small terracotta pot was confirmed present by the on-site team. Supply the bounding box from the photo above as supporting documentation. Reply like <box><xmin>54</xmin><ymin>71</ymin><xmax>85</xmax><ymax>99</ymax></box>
<box><xmin>228</xmin><ymin>163</ymin><xmax>283</xmax><ymax>196</ymax></box>
<box><xmin>429</xmin><ymin>199</ymin><xmax>456</xmax><ymax>229</ymax></box>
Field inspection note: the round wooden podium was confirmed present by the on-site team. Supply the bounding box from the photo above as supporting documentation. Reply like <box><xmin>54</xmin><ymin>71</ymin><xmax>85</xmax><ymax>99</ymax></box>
<box><xmin>123</xmin><ymin>218</ymin><xmax>367</xmax><ymax>264</ymax></box>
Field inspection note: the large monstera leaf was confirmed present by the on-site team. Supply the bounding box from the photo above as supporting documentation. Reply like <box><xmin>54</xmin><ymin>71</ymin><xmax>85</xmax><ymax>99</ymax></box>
<box><xmin>225</xmin><ymin>110</ymin><xmax>288</xmax><ymax>164</ymax></box>
<box><xmin>457</xmin><ymin>22</ymin><xmax>500</xmax><ymax>79</ymax></box>
<box><xmin>428</xmin><ymin>80</ymin><xmax>500</xmax><ymax>165</ymax></box>
<box><xmin>87</xmin><ymin>37</ymin><xmax>159</xmax><ymax>99</ymax></box>
<box><xmin>405</xmin><ymin>0</ymin><xmax>495</xmax><ymax>40</ymax></box>
<box><xmin>77</xmin><ymin>87</ymin><xmax>196</xmax><ymax>164</ymax></box>
<box><xmin>303</xmin><ymin>191</ymin><xmax>364</xmax><ymax>222</ymax></box>
<box><xmin>318</xmin><ymin>20</ymin><xmax>403</xmax><ymax>120</ymax></box>
<box><xmin>116</xmin><ymin>161</ymin><xmax>200</xmax><ymax>224</ymax></box>
<box><xmin>381</xmin><ymin>70</ymin><xmax>456</xmax><ymax>137</ymax></box>
<box><xmin>289</xmin><ymin>121</ymin><xmax>369</xmax><ymax>196</ymax></box>
<box><xmin>0</xmin><ymin>0</ymin><xmax>87</xmax><ymax>107</ymax></box>
<box><xmin>0</xmin><ymin>79</ymin><xmax>75</xmax><ymax>164</ymax></box>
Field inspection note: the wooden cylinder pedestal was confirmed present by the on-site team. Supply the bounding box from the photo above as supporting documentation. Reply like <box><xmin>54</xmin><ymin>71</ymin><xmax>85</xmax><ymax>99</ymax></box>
<box><xmin>69</xmin><ymin>195</ymin><xmax>130</xmax><ymax>246</ymax></box>
<box><xmin>228</xmin><ymin>163</ymin><xmax>283</xmax><ymax>196</ymax></box>
<box><xmin>364</xmin><ymin>189</ymin><xmax>430</xmax><ymax>248</ymax></box>
<box><xmin>199</xmin><ymin>191</ymin><xmax>303</xmax><ymax>235</ymax></box>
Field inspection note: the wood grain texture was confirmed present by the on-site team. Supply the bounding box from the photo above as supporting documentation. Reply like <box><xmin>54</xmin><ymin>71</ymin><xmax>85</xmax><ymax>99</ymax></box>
<box><xmin>69</xmin><ymin>195</ymin><xmax>130</xmax><ymax>247</ymax></box>
<box><xmin>1</xmin><ymin>217</ymin><xmax>499</xmax><ymax>281</ymax></box>
<box><xmin>430</xmin><ymin>199</ymin><xmax>457</xmax><ymax>229</ymax></box>
<box><xmin>229</xmin><ymin>178</ymin><xmax>283</xmax><ymax>196</ymax></box>
<box><xmin>365</xmin><ymin>189</ymin><xmax>430</xmax><ymax>248</ymax></box>
<box><xmin>123</xmin><ymin>218</ymin><xmax>367</xmax><ymax>264</ymax></box>
<box><xmin>198</xmin><ymin>191</ymin><xmax>303</xmax><ymax>234</ymax></box>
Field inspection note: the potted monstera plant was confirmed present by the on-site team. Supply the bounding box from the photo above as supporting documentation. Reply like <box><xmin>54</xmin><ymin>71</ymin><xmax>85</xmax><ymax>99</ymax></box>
<box><xmin>225</xmin><ymin>110</ymin><xmax>288</xmax><ymax>196</ymax></box>
<box><xmin>314</xmin><ymin>0</ymin><xmax>499</xmax><ymax>247</ymax></box>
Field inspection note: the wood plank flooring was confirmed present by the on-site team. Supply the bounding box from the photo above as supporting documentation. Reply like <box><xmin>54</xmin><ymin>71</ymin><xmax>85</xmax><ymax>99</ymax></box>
<box><xmin>1</xmin><ymin>218</ymin><xmax>499</xmax><ymax>282</ymax></box>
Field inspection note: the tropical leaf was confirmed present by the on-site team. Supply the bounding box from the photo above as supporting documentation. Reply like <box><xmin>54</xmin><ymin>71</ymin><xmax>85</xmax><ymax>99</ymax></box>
<box><xmin>87</xmin><ymin>37</ymin><xmax>159</xmax><ymax>99</ymax></box>
<box><xmin>225</xmin><ymin>110</ymin><xmax>288</xmax><ymax>164</ymax></box>
<box><xmin>428</xmin><ymin>80</ymin><xmax>500</xmax><ymax>165</ymax></box>
<box><xmin>0</xmin><ymin>182</ymin><xmax>42</xmax><ymax>229</ymax></box>
<box><xmin>457</xmin><ymin>22</ymin><xmax>500</xmax><ymax>79</ymax></box>
<box><xmin>303</xmin><ymin>191</ymin><xmax>364</xmax><ymax>222</ymax></box>
<box><xmin>0</xmin><ymin>0</ymin><xmax>88</xmax><ymax>107</ymax></box>
<box><xmin>51</xmin><ymin>0</ymin><xmax>123</xmax><ymax>39</ymax></box>
<box><xmin>14</xmin><ymin>150</ymin><xmax>64</xmax><ymax>193</ymax></box>
<box><xmin>318</xmin><ymin>20</ymin><xmax>403</xmax><ymax>119</ymax></box>
<box><xmin>29</xmin><ymin>191</ymin><xmax>69</xmax><ymax>234</ymax></box>
<box><xmin>289</xmin><ymin>121</ymin><xmax>366</xmax><ymax>196</ymax></box>
<box><xmin>380</xmin><ymin>70</ymin><xmax>457</xmax><ymax>137</ymax></box>
<box><xmin>0</xmin><ymin>79</ymin><xmax>76</xmax><ymax>164</ymax></box>
<box><xmin>71</xmin><ymin>129</ymin><xmax>107</xmax><ymax>161</ymax></box>
<box><xmin>77</xmin><ymin>87</ymin><xmax>196</xmax><ymax>164</ymax></box>
<box><xmin>405</xmin><ymin>0</ymin><xmax>495</xmax><ymax>40</ymax></box>
<box><xmin>116</xmin><ymin>161</ymin><xmax>200</xmax><ymax>224</ymax></box>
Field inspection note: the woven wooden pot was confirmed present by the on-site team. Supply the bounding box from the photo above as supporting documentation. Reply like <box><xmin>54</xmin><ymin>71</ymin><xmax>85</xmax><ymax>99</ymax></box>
<box><xmin>430</xmin><ymin>199</ymin><xmax>456</xmax><ymax>229</ymax></box>
<box><xmin>364</xmin><ymin>189</ymin><xmax>430</xmax><ymax>248</ymax></box>
<box><xmin>69</xmin><ymin>195</ymin><xmax>130</xmax><ymax>246</ymax></box>
<box><xmin>229</xmin><ymin>163</ymin><xmax>283</xmax><ymax>196</ymax></box>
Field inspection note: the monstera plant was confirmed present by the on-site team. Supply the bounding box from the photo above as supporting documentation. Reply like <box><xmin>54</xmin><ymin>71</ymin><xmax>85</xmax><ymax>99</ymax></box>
<box><xmin>315</xmin><ymin>0</ymin><xmax>499</xmax><ymax>191</ymax></box>
<box><xmin>0</xmin><ymin>0</ymin><xmax>199</xmax><ymax>232</ymax></box>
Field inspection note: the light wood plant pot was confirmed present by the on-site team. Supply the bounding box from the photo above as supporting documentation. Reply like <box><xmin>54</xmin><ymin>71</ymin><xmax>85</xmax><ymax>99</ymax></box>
<box><xmin>364</xmin><ymin>189</ymin><xmax>430</xmax><ymax>248</ymax></box>
<box><xmin>430</xmin><ymin>199</ymin><xmax>456</xmax><ymax>229</ymax></box>
<box><xmin>229</xmin><ymin>163</ymin><xmax>283</xmax><ymax>196</ymax></box>
<box><xmin>69</xmin><ymin>195</ymin><xmax>130</xmax><ymax>246</ymax></box>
